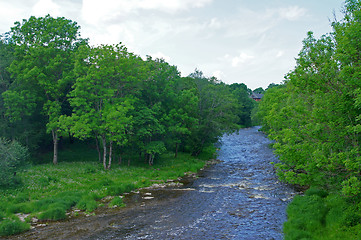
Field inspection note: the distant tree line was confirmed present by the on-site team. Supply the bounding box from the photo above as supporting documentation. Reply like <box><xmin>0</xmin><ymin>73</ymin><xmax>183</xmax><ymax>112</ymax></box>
<box><xmin>0</xmin><ymin>15</ymin><xmax>255</xmax><ymax>170</ymax></box>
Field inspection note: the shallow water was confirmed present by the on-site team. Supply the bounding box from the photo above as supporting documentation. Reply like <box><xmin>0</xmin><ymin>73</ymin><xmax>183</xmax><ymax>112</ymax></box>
<box><xmin>5</xmin><ymin>127</ymin><xmax>295</xmax><ymax>240</ymax></box>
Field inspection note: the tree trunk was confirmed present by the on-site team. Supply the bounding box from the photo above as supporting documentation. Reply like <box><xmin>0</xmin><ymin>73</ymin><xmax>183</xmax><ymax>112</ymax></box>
<box><xmin>107</xmin><ymin>140</ymin><xmax>113</xmax><ymax>170</ymax></box>
<box><xmin>52</xmin><ymin>129</ymin><xmax>58</xmax><ymax>165</ymax></box>
<box><xmin>118</xmin><ymin>154</ymin><xmax>122</xmax><ymax>165</ymax></box>
<box><xmin>95</xmin><ymin>135</ymin><xmax>102</xmax><ymax>162</ymax></box>
<box><xmin>175</xmin><ymin>142</ymin><xmax>179</xmax><ymax>158</ymax></box>
<box><xmin>148</xmin><ymin>154</ymin><xmax>153</xmax><ymax>166</ymax></box>
<box><xmin>68</xmin><ymin>131</ymin><xmax>74</xmax><ymax>144</ymax></box>
<box><xmin>102</xmin><ymin>135</ymin><xmax>107</xmax><ymax>170</ymax></box>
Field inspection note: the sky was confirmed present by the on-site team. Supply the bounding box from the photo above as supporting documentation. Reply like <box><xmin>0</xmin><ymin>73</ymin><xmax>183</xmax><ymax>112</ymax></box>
<box><xmin>0</xmin><ymin>0</ymin><xmax>346</xmax><ymax>90</ymax></box>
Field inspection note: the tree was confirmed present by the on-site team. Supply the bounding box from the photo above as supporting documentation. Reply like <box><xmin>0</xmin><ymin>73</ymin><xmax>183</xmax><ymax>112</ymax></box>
<box><xmin>252</xmin><ymin>87</ymin><xmax>265</xmax><ymax>94</ymax></box>
<box><xmin>228</xmin><ymin>83</ymin><xmax>254</xmax><ymax>127</ymax></box>
<box><xmin>187</xmin><ymin>70</ymin><xmax>239</xmax><ymax>155</ymax></box>
<box><xmin>5</xmin><ymin>15</ymin><xmax>86</xmax><ymax>164</ymax></box>
<box><xmin>65</xmin><ymin>44</ymin><xmax>135</xmax><ymax>170</ymax></box>
<box><xmin>257</xmin><ymin>2</ymin><xmax>361</xmax><ymax>192</ymax></box>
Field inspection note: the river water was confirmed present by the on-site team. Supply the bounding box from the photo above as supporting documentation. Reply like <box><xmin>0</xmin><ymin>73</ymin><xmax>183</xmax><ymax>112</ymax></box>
<box><xmin>6</xmin><ymin>127</ymin><xmax>295</xmax><ymax>240</ymax></box>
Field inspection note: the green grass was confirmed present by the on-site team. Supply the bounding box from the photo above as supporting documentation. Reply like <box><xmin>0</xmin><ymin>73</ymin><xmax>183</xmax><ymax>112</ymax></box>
<box><xmin>0</xmin><ymin>143</ymin><xmax>211</xmax><ymax>236</ymax></box>
<box><xmin>284</xmin><ymin>188</ymin><xmax>361</xmax><ymax>240</ymax></box>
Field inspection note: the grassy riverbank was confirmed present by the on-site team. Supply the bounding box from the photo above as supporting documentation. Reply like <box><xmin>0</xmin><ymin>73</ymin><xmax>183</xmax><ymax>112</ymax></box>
<box><xmin>284</xmin><ymin>188</ymin><xmax>361</xmax><ymax>240</ymax></box>
<box><xmin>0</xmin><ymin>146</ymin><xmax>213</xmax><ymax>236</ymax></box>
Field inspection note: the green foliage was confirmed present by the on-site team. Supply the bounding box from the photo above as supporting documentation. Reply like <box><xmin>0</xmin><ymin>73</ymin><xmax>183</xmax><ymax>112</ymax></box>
<box><xmin>0</xmin><ymin>142</ymin><xmax>210</xmax><ymax>236</ymax></box>
<box><xmin>106</xmin><ymin>182</ymin><xmax>136</xmax><ymax>196</ymax></box>
<box><xmin>4</xmin><ymin>15</ymin><xmax>87</xmax><ymax>164</ymax></box>
<box><xmin>187</xmin><ymin>71</ymin><xmax>240</xmax><ymax>155</ymax></box>
<box><xmin>284</xmin><ymin>190</ymin><xmax>361</xmax><ymax>239</ymax></box>
<box><xmin>258</xmin><ymin>3</ymin><xmax>361</xmax><ymax>190</ymax></box>
<box><xmin>0</xmin><ymin>13</ymin><xmax>252</xmax><ymax>237</ymax></box>
<box><xmin>38</xmin><ymin>204</ymin><xmax>67</xmax><ymax>221</ymax></box>
<box><xmin>0</xmin><ymin>138</ymin><xmax>28</xmax><ymax>187</ymax></box>
<box><xmin>109</xmin><ymin>196</ymin><xmax>125</xmax><ymax>208</ymax></box>
<box><xmin>257</xmin><ymin>1</ymin><xmax>361</xmax><ymax>238</ymax></box>
<box><xmin>0</xmin><ymin>219</ymin><xmax>30</xmax><ymax>236</ymax></box>
<box><xmin>252</xmin><ymin>87</ymin><xmax>265</xmax><ymax>94</ymax></box>
<box><xmin>76</xmin><ymin>197</ymin><xmax>97</xmax><ymax>212</ymax></box>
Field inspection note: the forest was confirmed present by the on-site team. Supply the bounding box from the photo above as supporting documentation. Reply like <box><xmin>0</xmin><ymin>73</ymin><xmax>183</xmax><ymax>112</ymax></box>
<box><xmin>258</xmin><ymin>0</ymin><xmax>361</xmax><ymax>239</ymax></box>
<box><xmin>0</xmin><ymin>15</ymin><xmax>255</xmax><ymax>236</ymax></box>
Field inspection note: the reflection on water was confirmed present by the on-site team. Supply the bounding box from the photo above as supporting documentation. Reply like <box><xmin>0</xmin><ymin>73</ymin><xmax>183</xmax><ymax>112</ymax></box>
<box><xmin>6</xmin><ymin>127</ymin><xmax>295</xmax><ymax>240</ymax></box>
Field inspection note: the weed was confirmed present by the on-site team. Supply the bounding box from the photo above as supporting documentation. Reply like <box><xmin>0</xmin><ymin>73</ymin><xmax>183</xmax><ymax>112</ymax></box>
<box><xmin>38</xmin><ymin>205</ymin><xmax>67</xmax><ymax>221</ymax></box>
<box><xmin>108</xmin><ymin>196</ymin><xmax>125</xmax><ymax>208</ymax></box>
<box><xmin>0</xmin><ymin>219</ymin><xmax>30</xmax><ymax>236</ymax></box>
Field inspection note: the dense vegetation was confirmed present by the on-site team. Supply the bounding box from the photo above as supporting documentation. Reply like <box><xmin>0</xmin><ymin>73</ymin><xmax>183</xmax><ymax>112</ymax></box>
<box><xmin>0</xmin><ymin>15</ymin><xmax>255</xmax><ymax>236</ymax></box>
<box><xmin>258</xmin><ymin>0</ymin><xmax>361</xmax><ymax>238</ymax></box>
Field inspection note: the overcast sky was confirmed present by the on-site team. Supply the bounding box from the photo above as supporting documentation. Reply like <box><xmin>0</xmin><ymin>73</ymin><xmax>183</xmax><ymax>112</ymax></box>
<box><xmin>0</xmin><ymin>0</ymin><xmax>345</xmax><ymax>90</ymax></box>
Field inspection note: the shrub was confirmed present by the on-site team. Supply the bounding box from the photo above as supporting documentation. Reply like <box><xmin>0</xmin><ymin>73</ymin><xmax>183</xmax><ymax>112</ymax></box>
<box><xmin>7</xmin><ymin>203</ymin><xmax>32</xmax><ymax>214</ymax></box>
<box><xmin>0</xmin><ymin>219</ymin><xmax>30</xmax><ymax>236</ymax></box>
<box><xmin>305</xmin><ymin>187</ymin><xmax>328</xmax><ymax>198</ymax></box>
<box><xmin>108</xmin><ymin>196</ymin><xmax>125</xmax><ymax>208</ymax></box>
<box><xmin>38</xmin><ymin>204</ymin><xmax>67</xmax><ymax>221</ymax></box>
<box><xmin>53</xmin><ymin>192</ymin><xmax>83</xmax><ymax>209</ymax></box>
<box><xmin>0</xmin><ymin>138</ymin><xmax>29</xmax><ymax>187</ymax></box>
<box><xmin>107</xmin><ymin>182</ymin><xmax>135</xmax><ymax>196</ymax></box>
<box><xmin>76</xmin><ymin>196</ymin><xmax>97</xmax><ymax>212</ymax></box>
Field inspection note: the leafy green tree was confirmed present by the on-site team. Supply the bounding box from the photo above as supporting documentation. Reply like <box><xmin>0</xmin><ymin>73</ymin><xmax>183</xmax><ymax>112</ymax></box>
<box><xmin>187</xmin><ymin>70</ymin><xmax>239</xmax><ymax>155</ymax></box>
<box><xmin>163</xmin><ymin>75</ymin><xmax>199</xmax><ymax>159</ymax></box>
<box><xmin>258</xmin><ymin>1</ymin><xmax>361</xmax><ymax>192</ymax></box>
<box><xmin>5</xmin><ymin>15</ymin><xmax>86</xmax><ymax>164</ymax></box>
<box><xmin>252</xmin><ymin>87</ymin><xmax>265</xmax><ymax>94</ymax></box>
<box><xmin>228</xmin><ymin>83</ymin><xmax>254</xmax><ymax>127</ymax></box>
<box><xmin>65</xmin><ymin>44</ymin><xmax>135</xmax><ymax>170</ymax></box>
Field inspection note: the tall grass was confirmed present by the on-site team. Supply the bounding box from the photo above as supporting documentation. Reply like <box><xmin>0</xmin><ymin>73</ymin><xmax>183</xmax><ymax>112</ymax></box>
<box><xmin>0</xmin><ymin>142</ymin><xmax>211</xmax><ymax>236</ymax></box>
<box><xmin>284</xmin><ymin>188</ymin><xmax>361</xmax><ymax>240</ymax></box>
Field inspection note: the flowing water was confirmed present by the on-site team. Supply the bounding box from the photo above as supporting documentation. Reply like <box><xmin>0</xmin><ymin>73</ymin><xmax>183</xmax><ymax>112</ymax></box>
<box><xmin>5</xmin><ymin>127</ymin><xmax>295</xmax><ymax>240</ymax></box>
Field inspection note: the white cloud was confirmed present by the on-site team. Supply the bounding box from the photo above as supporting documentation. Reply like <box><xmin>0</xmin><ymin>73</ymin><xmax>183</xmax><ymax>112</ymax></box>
<box><xmin>81</xmin><ymin>0</ymin><xmax>212</xmax><ymax>25</ymax></box>
<box><xmin>150</xmin><ymin>51</ymin><xmax>171</xmax><ymax>62</ymax></box>
<box><xmin>212</xmin><ymin>70</ymin><xmax>225</xmax><ymax>80</ymax></box>
<box><xmin>278</xmin><ymin>6</ymin><xmax>307</xmax><ymax>21</ymax></box>
<box><xmin>276</xmin><ymin>50</ymin><xmax>284</xmax><ymax>58</ymax></box>
<box><xmin>208</xmin><ymin>18</ymin><xmax>221</xmax><ymax>29</ymax></box>
<box><xmin>225</xmin><ymin>52</ymin><xmax>255</xmax><ymax>67</ymax></box>
<box><xmin>0</xmin><ymin>2</ymin><xmax>29</xmax><ymax>33</ymax></box>
<box><xmin>138</xmin><ymin>0</ymin><xmax>212</xmax><ymax>12</ymax></box>
<box><xmin>32</xmin><ymin>0</ymin><xmax>60</xmax><ymax>17</ymax></box>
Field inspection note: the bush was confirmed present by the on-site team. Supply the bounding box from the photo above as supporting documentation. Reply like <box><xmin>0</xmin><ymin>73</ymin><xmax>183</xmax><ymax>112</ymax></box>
<box><xmin>0</xmin><ymin>219</ymin><xmax>30</xmax><ymax>236</ymax></box>
<box><xmin>107</xmin><ymin>182</ymin><xmax>135</xmax><ymax>196</ymax></box>
<box><xmin>38</xmin><ymin>205</ymin><xmax>67</xmax><ymax>221</ymax></box>
<box><xmin>7</xmin><ymin>203</ymin><xmax>32</xmax><ymax>214</ymax></box>
<box><xmin>0</xmin><ymin>138</ymin><xmax>29</xmax><ymax>187</ymax></box>
<box><xmin>305</xmin><ymin>187</ymin><xmax>328</xmax><ymax>198</ymax></box>
<box><xmin>108</xmin><ymin>196</ymin><xmax>125</xmax><ymax>208</ymax></box>
<box><xmin>76</xmin><ymin>196</ymin><xmax>97</xmax><ymax>212</ymax></box>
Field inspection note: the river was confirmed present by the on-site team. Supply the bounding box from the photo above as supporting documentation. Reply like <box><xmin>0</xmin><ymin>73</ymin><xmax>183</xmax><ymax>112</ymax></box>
<box><xmin>6</xmin><ymin>127</ymin><xmax>295</xmax><ymax>240</ymax></box>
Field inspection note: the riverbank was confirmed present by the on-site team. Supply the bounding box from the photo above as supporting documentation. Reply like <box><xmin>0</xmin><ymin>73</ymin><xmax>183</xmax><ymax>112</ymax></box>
<box><xmin>0</xmin><ymin>150</ymin><xmax>214</xmax><ymax>237</ymax></box>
